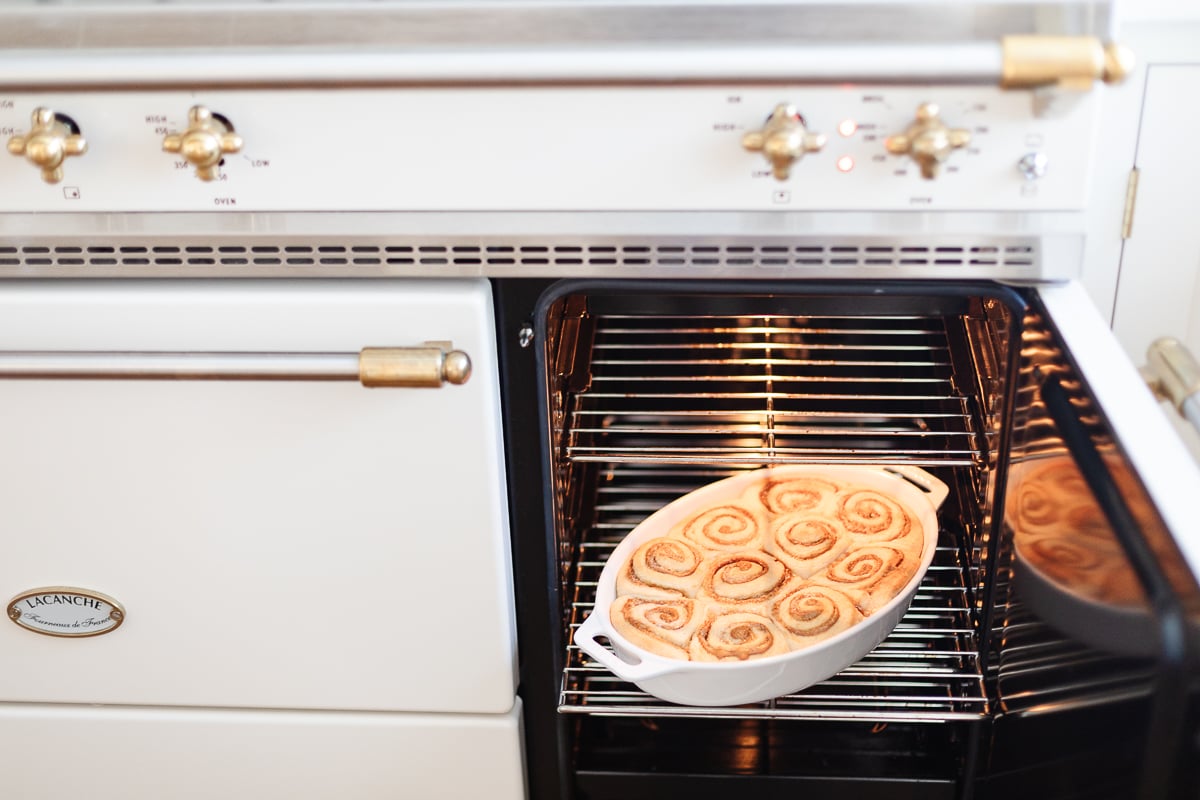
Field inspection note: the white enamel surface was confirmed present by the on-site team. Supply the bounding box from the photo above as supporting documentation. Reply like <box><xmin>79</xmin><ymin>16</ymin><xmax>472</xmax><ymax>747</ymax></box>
<box><xmin>0</xmin><ymin>279</ymin><xmax>517</xmax><ymax>713</ymax></box>
<box><xmin>1038</xmin><ymin>282</ymin><xmax>1200</xmax><ymax>580</ymax></box>
<box><xmin>576</xmin><ymin>464</ymin><xmax>944</xmax><ymax>707</ymax></box>
<box><xmin>0</xmin><ymin>700</ymin><xmax>525</xmax><ymax>800</ymax></box>
<box><xmin>1107</xmin><ymin>63</ymin><xmax>1200</xmax><ymax>461</ymax></box>
<box><xmin>0</xmin><ymin>86</ymin><xmax>1095</xmax><ymax>213</ymax></box>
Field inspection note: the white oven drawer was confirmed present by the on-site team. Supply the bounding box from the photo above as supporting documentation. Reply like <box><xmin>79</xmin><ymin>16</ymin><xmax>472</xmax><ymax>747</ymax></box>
<box><xmin>0</xmin><ymin>700</ymin><xmax>525</xmax><ymax>800</ymax></box>
<box><xmin>0</xmin><ymin>279</ymin><xmax>516</xmax><ymax>714</ymax></box>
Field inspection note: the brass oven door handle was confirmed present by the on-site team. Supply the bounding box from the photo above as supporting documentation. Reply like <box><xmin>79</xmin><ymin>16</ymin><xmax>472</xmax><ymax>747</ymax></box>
<box><xmin>0</xmin><ymin>344</ymin><xmax>471</xmax><ymax>388</ymax></box>
<box><xmin>1143</xmin><ymin>337</ymin><xmax>1200</xmax><ymax>434</ymax></box>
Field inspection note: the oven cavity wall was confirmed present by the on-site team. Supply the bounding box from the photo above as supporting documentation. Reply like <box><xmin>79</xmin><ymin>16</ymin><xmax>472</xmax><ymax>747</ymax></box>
<box><xmin>534</xmin><ymin>280</ymin><xmax>1025</xmax><ymax>798</ymax></box>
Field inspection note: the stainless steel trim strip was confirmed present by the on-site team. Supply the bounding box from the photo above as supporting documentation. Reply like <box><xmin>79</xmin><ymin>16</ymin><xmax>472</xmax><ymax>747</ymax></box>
<box><xmin>0</xmin><ymin>44</ymin><xmax>1003</xmax><ymax>89</ymax></box>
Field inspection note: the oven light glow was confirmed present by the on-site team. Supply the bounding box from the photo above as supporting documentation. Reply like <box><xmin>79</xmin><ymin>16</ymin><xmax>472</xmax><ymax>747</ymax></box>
<box><xmin>838</xmin><ymin>119</ymin><xmax>858</xmax><ymax>137</ymax></box>
<box><xmin>837</xmin><ymin>155</ymin><xmax>855</xmax><ymax>173</ymax></box>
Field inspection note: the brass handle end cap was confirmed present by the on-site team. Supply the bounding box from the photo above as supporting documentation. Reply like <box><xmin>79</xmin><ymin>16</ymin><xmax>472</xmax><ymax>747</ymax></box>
<box><xmin>443</xmin><ymin>350</ymin><xmax>472</xmax><ymax>385</ymax></box>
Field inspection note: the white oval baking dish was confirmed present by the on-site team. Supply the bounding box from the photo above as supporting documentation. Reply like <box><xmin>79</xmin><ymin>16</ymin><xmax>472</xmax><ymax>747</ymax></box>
<box><xmin>574</xmin><ymin>464</ymin><xmax>948</xmax><ymax>707</ymax></box>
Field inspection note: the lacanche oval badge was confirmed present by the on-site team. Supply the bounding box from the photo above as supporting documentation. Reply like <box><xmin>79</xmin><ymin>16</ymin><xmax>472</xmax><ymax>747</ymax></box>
<box><xmin>7</xmin><ymin>587</ymin><xmax>125</xmax><ymax>638</ymax></box>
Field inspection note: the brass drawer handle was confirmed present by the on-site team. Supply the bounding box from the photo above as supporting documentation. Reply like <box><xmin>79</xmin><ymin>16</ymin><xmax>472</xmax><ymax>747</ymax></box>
<box><xmin>0</xmin><ymin>343</ymin><xmax>471</xmax><ymax>388</ymax></box>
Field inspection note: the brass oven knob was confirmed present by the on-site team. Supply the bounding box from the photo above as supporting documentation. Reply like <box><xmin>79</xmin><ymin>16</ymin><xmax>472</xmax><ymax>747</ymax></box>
<box><xmin>6</xmin><ymin>108</ymin><xmax>87</xmax><ymax>184</ymax></box>
<box><xmin>162</xmin><ymin>106</ymin><xmax>243</xmax><ymax>181</ymax></box>
<box><xmin>742</xmin><ymin>104</ymin><xmax>826</xmax><ymax>181</ymax></box>
<box><xmin>885</xmin><ymin>103</ymin><xmax>971</xmax><ymax>180</ymax></box>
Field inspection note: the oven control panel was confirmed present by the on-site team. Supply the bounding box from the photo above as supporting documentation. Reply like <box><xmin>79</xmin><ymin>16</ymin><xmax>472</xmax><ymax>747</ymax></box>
<box><xmin>0</xmin><ymin>87</ymin><xmax>1098</xmax><ymax>213</ymax></box>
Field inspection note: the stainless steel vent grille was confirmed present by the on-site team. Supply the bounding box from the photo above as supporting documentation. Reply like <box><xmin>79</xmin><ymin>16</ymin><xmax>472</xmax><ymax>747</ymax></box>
<box><xmin>0</xmin><ymin>241</ymin><xmax>1039</xmax><ymax>277</ymax></box>
<box><xmin>558</xmin><ymin>465</ymin><xmax>988</xmax><ymax>722</ymax></box>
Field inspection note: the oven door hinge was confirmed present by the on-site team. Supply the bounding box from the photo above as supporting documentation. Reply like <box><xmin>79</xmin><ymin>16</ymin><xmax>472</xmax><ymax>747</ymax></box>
<box><xmin>1121</xmin><ymin>167</ymin><xmax>1140</xmax><ymax>240</ymax></box>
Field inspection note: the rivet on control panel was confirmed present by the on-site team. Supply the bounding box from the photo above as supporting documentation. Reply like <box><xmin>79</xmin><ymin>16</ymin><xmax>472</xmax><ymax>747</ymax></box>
<box><xmin>162</xmin><ymin>105</ymin><xmax>243</xmax><ymax>182</ymax></box>
<box><xmin>742</xmin><ymin>104</ymin><xmax>826</xmax><ymax>181</ymax></box>
<box><xmin>6</xmin><ymin>108</ymin><xmax>87</xmax><ymax>184</ymax></box>
<box><xmin>885</xmin><ymin>103</ymin><xmax>971</xmax><ymax>180</ymax></box>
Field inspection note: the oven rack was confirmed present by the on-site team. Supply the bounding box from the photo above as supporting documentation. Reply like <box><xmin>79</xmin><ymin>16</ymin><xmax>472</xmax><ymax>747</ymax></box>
<box><xmin>563</xmin><ymin>313</ymin><xmax>984</xmax><ymax>468</ymax></box>
<box><xmin>558</xmin><ymin>466</ymin><xmax>989</xmax><ymax>723</ymax></box>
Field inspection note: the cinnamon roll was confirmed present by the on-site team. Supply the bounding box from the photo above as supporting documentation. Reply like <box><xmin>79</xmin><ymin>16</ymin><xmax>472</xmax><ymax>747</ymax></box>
<box><xmin>765</xmin><ymin>512</ymin><xmax>851</xmax><ymax>578</ymax></box>
<box><xmin>813</xmin><ymin>544</ymin><xmax>919</xmax><ymax>614</ymax></box>
<box><xmin>756</xmin><ymin>474</ymin><xmax>841</xmax><ymax>516</ymax></box>
<box><xmin>688</xmin><ymin>608</ymin><xmax>791</xmax><ymax>662</ymax></box>
<box><xmin>836</xmin><ymin>488</ymin><xmax>917</xmax><ymax>544</ymax></box>
<box><xmin>615</xmin><ymin>536</ymin><xmax>706</xmax><ymax>599</ymax></box>
<box><xmin>770</xmin><ymin>581</ymin><xmax>864</xmax><ymax>649</ymax></box>
<box><xmin>609</xmin><ymin>596</ymin><xmax>705</xmax><ymax>660</ymax></box>
<box><xmin>670</xmin><ymin>502</ymin><xmax>766</xmax><ymax>553</ymax></box>
<box><xmin>701</xmin><ymin>551</ymin><xmax>790</xmax><ymax>605</ymax></box>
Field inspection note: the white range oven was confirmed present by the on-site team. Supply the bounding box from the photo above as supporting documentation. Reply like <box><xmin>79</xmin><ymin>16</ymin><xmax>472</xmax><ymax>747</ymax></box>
<box><xmin>0</xmin><ymin>2</ymin><xmax>1197</xmax><ymax>799</ymax></box>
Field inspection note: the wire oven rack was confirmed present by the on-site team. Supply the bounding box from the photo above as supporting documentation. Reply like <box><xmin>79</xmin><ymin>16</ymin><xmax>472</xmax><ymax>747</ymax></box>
<box><xmin>554</xmin><ymin>310</ymin><xmax>991</xmax><ymax>722</ymax></box>
<box><xmin>558</xmin><ymin>466</ymin><xmax>989</xmax><ymax>723</ymax></box>
<box><xmin>563</xmin><ymin>313</ymin><xmax>982</xmax><ymax>468</ymax></box>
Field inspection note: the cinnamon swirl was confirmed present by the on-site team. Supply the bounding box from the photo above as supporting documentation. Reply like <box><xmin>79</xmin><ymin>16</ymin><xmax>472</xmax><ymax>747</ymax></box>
<box><xmin>1015</xmin><ymin>534</ymin><xmax>1123</xmax><ymax>602</ymax></box>
<box><xmin>765</xmin><ymin>512</ymin><xmax>851</xmax><ymax>578</ymax></box>
<box><xmin>813</xmin><ymin>544</ymin><xmax>918</xmax><ymax>614</ymax></box>
<box><xmin>688</xmin><ymin>608</ymin><xmax>791</xmax><ymax>662</ymax></box>
<box><xmin>615</xmin><ymin>536</ymin><xmax>706</xmax><ymax>599</ymax></box>
<box><xmin>609</xmin><ymin>596</ymin><xmax>705</xmax><ymax>660</ymax></box>
<box><xmin>701</xmin><ymin>551</ymin><xmax>790</xmax><ymax>605</ymax></box>
<box><xmin>756</xmin><ymin>474</ymin><xmax>841</xmax><ymax>516</ymax></box>
<box><xmin>770</xmin><ymin>581</ymin><xmax>864</xmax><ymax>649</ymax></box>
<box><xmin>670</xmin><ymin>502</ymin><xmax>765</xmax><ymax>553</ymax></box>
<box><xmin>836</xmin><ymin>488</ymin><xmax>916</xmax><ymax>544</ymax></box>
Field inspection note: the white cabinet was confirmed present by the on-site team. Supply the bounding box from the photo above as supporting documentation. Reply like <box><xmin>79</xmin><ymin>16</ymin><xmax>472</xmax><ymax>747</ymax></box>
<box><xmin>1097</xmin><ymin>18</ymin><xmax>1200</xmax><ymax>459</ymax></box>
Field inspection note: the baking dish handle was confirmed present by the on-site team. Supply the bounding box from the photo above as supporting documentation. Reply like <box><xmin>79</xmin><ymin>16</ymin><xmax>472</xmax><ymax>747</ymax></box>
<box><xmin>883</xmin><ymin>465</ymin><xmax>950</xmax><ymax>511</ymax></box>
<box><xmin>574</xmin><ymin>611</ymin><xmax>678</xmax><ymax>683</ymax></box>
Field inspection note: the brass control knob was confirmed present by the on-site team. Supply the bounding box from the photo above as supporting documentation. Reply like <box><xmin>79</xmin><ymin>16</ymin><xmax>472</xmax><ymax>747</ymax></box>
<box><xmin>742</xmin><ymin>104</ymin><xmax>826</xmax><ymax>181</ymax></box>
<box><xmin>162</xmin><ymin>106</ymin><xmax>243</xmax><ymax>181</ymax></box>
<box><xmin>885</xmin><ymin>103</ymin><xmax>971</xmax><ymax>180</ymax></box>
<box><xmin>6</xmin><ymin>108</ymin><xmax>87</xmax><ymax>184</ymax></box>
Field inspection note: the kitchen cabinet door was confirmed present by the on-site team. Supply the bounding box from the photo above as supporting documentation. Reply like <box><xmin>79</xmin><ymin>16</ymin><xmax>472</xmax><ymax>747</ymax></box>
<box><xmin>1113</xmin><ymin>64</ymin><xmax>1200</xmax><ymax>457</ymax></box>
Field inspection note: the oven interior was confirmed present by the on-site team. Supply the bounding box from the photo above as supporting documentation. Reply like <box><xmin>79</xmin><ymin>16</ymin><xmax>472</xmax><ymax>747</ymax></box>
<box><xmin>530</xmin><ymin>281</ymin><xmax>1193</xmax><ymax>799</ymax></box>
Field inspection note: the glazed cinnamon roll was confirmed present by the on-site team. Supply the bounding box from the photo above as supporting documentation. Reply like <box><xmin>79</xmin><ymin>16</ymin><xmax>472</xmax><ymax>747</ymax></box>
<box><xmin>688</xmin><ymin>608</ymin><xmax>791</xmax><ymax>661</ymax></box>
<box><xmin>701</xmin><ymin>551</ymin><xmax>790</xmax><ymax>605</ymax></box>
<box><xmin>813</xmin><ymin>544</ymin><xmax>919</xmax><ymax>614</ymax></box>
<box><xmin>757</xmin><ymin>475</ymin><xmax>841</xmax><ymax>516</ymax></box>
<box><xmin>609</xmin><ymin>596</ymin><xmax>705</xmax><ymax>660</ymax></box>
<box><xmin>615</xmin><ymin>536</ymin><xmax>706</xmax><ymax>599</ymax></box>
<box><xmin>765</xmin><ymin>512</ymin><xmax>851</xmax><ymax>578</ymax></box>
<box><xmin>770</xmin><ymin>581</ymin><xmax>864</xmax><ymax>648</ymax></box>
<box><xmin>671</xmin><ymin>503</ymin><xmax>765</xmax><ymax>552</ymax></box>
